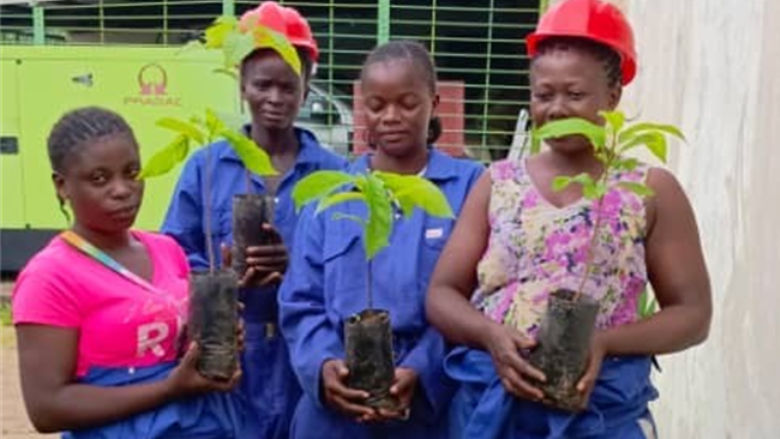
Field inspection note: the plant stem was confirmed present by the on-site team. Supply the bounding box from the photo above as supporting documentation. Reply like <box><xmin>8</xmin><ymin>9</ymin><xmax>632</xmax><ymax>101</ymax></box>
<box><xmin>204</xmin><ymin>138</ymin><xmax>216</xmax><ymax>275</ymax></box>
<box><xmin>575</xmin><ymin>193</ymin><xmax>605</xmax><ymax>299</ymax></box>
<box><xmin>367</xmin><ymin>259</ymin><xmax>373</xmax><ymax>310</ymax></box>
<box><xmin>575</xmin><ymin>134</ymin><xmax>618</xmax><ymax>300</ymax></box>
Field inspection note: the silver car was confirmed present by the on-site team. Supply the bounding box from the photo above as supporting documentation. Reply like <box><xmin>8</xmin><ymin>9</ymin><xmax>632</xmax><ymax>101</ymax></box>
<box><xmin>297</xmin><ymin>83</ymin><xmax>353</xmax><ymax>157</ymax></box>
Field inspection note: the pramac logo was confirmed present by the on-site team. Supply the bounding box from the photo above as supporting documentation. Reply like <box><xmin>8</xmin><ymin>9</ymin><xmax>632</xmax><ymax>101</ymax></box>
<box><xmin>139</xmin><ymin>63</ymin><xmax>167</xmax><ymax>95</ymax></box>
<box><xmin>123</xmin><ymin>63</ymin><xmax>181</xmax><ymax>107</ymax></box>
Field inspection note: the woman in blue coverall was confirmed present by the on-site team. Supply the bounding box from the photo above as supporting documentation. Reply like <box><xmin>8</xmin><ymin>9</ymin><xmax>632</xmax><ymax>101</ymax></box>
<box><xmin>161</xmin><ymin>3</ymin><xmax>346</xmax><ymax>438</ymax></box>
<box><xmin>278</xmin><ymin>40</ymin><xmax>483</xmax><ymax>438</ymax></box>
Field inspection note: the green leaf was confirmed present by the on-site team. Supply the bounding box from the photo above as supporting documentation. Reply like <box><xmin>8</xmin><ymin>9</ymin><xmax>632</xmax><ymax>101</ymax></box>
<box><xmin>570</xmin><ymin>172</ymin><xmax>595</xmax><ymax>187</ymax></box>
<box><xmin>222</xmin><ymin>30</ymin><xmax>256</xmax><ymax>67</ymax></box>
<box><xmin>375</xmin><ymin>172</ymin><xmax>454</xmax><ymax>218</ymax></box>
<box><xmin>292</xmin><ymin>171</ymin><xmax>356</xmax><ymax>211</ymax></box>
<box><xmin>645</xmin><ymin>297</ymin><xmax>658</xmax><ymax>318</ymax></box>
<box><xmin>395</xmin><ymin>185</ymin><xmax>454</xmax><ymax>218</ymax></box>
<box><xmin>637</xmin><ymin>287</ymin><xmax>658</xmax><ymax>319</ymax></box>
<box><xmin>252</xmin><ymin>25</ymin><xmax>302</xmax><ymax>76</ymax></box>
<box><xmin>638</xmin><ymin>287</ymin><xmax>648</xmax><ymax>316</ymax></box>
<box><xmin>646</xmin><ymin>136</ymin><xmax>668</xmax><ymax>163</ymax></box>
<box><xmin>529</xmin><ymin>135</ymin><xmax>542</xmax><ymax>155</ymax></box>
<box><xmin>555</xmin><ymin>173</ymin><xmax>600</xmax><ymax>199</ymax></box>
<box><xmin>596</xmin><ymin>182</ymin><xmax>608</xmax><ymax>199</ymax></box>
<box><xmin>212</xmin><ymin>110</ymin><xmax>246</xmax><ymax>132</ymax></box>
<box><xmin>532</xmin><ymin>118</ymin><xmax>606</xmax><ymax>150</ymax></box>
<box><xmin>618</xmin><ymin>181</ymin><xmax>655</xmax><ymax>197</ymax></box>
<box><xmin>620</xmin><ymin>131</ymin><xmax>668</xmax><ymax>162</ymax></box>
<box><xmin>582</xmin><ymin>181</ymin><xmax>600</xmax><ymax>199</ymax></box>
<box><xmin>205</xmin><ymin>15</ymin><xmax>238</xmax><ymax>49</ymax></box>
<box><xmin>207</xmin><ymin>18</ymin><xmax>301</xmax><ymax>75</ymax></box>
<box><xmin>372</xmin><ymin>173</ymin><xmax>415</xmax><ymax>216</ymax></box>
<box><xmin>614</xmin><ymin>157</ymin><xmax>639</xmax><ymax>171</ymax></box>
<box><xmin>138</xmin><ymin>135</ymin><xmax>189</xmax><ymax>179</ymax></box>
<box><xmin>220</xmin><ymin>130</ymin><xmax>277</xmax><ymax>177</ymax></box>
<box><xmin>600</xmin><ymin>110</ymin><xmax>625</xmax><ymax>133</ymax></box>
<box><xmin>552</xmin><ymin>176</ymin><xmax>573</xmax><ymax>192</ymax></box>
<box><xmin>204</xmin><ymin>108</ymin><xmax>226</xmax><ymax>138</ymax></box>
<box><xmin>352</xmin><ymin>174</ymin><xmax>367</xmax><ymax>192</ymax></box>
<box><xmin>316</xmin><ymin>191</ymin><xmax>365</xmax><ymax>214</ymax></box>
<box><xmin>567</xmin><ymin>173</ymin><xmax>601</xmax><ymax>200</ymax></box>
<box><xmin>189</xmin><ymin>114</ymin><xmax>205</xmax><ymax>127</ymax></box>
<box><xmin>156</xmin><ymin>117</ymin><xmax>205</xmax><ymax>145</ymax></box>
<box><xmin>619</xmin><ymin>122</ymin><xmax>685</xmax><ymax>144</ymax></box>
<box><xmin>363</xmin><ymin>173</ymin><xmax>393</xmax><ymax>259</ymax></box>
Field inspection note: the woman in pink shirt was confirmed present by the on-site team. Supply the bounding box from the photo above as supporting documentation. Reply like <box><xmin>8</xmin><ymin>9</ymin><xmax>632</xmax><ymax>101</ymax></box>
<box><xmin>12</xmin><ymin>107</ymin><xmax>245</xmax><ymax>438</ymax></box>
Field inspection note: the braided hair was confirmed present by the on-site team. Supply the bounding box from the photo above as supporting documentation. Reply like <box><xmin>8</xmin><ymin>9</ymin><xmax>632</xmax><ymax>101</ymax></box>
<box><xmin>532</xmin><ymin>36</ymin><xmax>623</xmax><ymax>88</ymax></box>
<box><xmin>47</xmin><ymin>106</ymin><xmax>136</xmax><ymax>221</ymax></box>
<box><xmin>361</xmin><ymin>40</ymin><xmax>442</xmax><ymax>144</ymax></box>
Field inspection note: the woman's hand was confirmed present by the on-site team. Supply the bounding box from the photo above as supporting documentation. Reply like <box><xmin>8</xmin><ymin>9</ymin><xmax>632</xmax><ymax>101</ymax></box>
<box><xmin>220</xmin><ymin>243</ymin><xmax>267</xmax><ymax>287</ymax></box>
<box><xmin>320</xmin><ymin>359</ymin><xmax>376</xmax><ymax>422</ymax></box>
<box><xmin>165</xmin><ymin>342</ymin><xmax>241</xmax><ymax>399</ymax></box>
<box><xmin>376</xmin><ymin>367</ymin><xmax>418</xmax><ymax>421</ymax></box>
<box><xmin>236</xmin><ymin>316</ymin><xmax>245</xmax><ymax>353</ymax></box>
<box><xmin>244</xmin><ymin>224</ymin><xmax>288</xmax><ymax>286</ymax></box>
<box><xmin>482</xmin><ymin>323</ymin><xmax>546</xmax><ymax>401</ymax></box>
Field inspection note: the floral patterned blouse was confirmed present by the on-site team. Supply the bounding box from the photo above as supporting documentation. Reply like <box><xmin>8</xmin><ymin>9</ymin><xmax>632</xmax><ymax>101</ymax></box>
<box><xmin>471</xmin><ymin>158</ymin><xmax>651</xmax><ymax>339</ymax></box>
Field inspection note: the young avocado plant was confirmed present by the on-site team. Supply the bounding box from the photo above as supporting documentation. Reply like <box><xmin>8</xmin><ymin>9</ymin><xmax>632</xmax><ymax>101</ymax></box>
<box><xmin>138</xmin><ymin>108</ymin><xmax>277</xmax><ymax>381</ymax></box>
<box><xmin>137</xmin><ymin>15</ymin><xmax>301</xmax><ymax>380</ymax></box>
<box><xmin>527</xmin><ymin>110</ymin><xmax>684</xmax><ymax>411</ymax></box>
<box><xmin>202</xmin><ymin>15</ymin><xmax>304</xmax><ymax>276</ymax></box>
<box><xmin>292</xmin><ymin>169</ymin><xmax>454</xmax><ymax>409</ymax></box>
<box><xmin>139</xmin><ymin>108</ymin><xmax>278</xmax><ymax>266</ymax></box>
<box><xmin>141</xmin><ymin>13</ymin><xmax>302</xmax><ymax>271</ymax></box>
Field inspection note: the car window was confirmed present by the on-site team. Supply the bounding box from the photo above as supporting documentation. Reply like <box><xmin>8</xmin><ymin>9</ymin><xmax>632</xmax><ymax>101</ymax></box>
<box><xmin>299</xmin><ymin>88</ymin><xmax>341</xmax><ymax>125</ymax></box>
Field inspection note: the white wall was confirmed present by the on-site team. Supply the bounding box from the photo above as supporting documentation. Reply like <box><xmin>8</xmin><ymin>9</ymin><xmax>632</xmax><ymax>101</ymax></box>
<box><xmin>548</xmin><ymin>0</ymin><xmax>780</xmax><ymax>436</ymax></box>
<box><xmin>626</xmin><ymin>1</ymin><xmax>780</xmax><ymax>437</ymax></box>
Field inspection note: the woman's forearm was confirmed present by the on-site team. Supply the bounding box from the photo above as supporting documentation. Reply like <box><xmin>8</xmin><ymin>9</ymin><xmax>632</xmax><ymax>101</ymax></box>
<box><xmin>600</xmin><ymin>303</ymin><xmax>710</xmax><ymax>357</ymax></box>
<box><xmin>426</xmin><ymin>286</ymin><xmax>499</xmax><ymax>350</ymax></box>
<box><xmin>27</xmin><ymin>377</ymin><xmax>175</xmax><ymax>433</ymax></box>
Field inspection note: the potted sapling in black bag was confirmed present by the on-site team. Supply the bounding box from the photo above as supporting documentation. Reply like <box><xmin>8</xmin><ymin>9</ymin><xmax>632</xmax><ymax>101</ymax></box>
<box><xmin>292</xmin><ymin>169</ymin><xmax>454</xmax><ymax>409</ymax></box>
<box><xmin>528</xmin><ymin>110</ymin><xmax>684</xmax><ymax>411</ymax></box>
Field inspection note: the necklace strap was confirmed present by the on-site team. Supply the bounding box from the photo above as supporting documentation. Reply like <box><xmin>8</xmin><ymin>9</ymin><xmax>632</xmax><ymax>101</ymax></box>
<box><xmin>60</xmin><ymin>230</ymin><xmax>160</xmax><ymax>294</ymax></box>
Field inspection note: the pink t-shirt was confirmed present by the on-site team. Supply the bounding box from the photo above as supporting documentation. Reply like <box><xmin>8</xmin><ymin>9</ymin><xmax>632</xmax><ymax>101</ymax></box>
<box><xmin>13</xmin><ymin>231</ymin><xmax>190</xmax><ymax>378</ymax></box>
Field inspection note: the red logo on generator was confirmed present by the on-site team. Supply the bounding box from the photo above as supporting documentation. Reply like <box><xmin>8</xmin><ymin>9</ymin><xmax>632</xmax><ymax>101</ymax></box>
<box><xmin>138</xmin><ymin>63</ymin><xmax>167</xmax><ymax>96</ymax></box>
<box><xmin>124</xmin><ymin>63</ymin><xmax>181</xmax><ymax>107</ymax></box>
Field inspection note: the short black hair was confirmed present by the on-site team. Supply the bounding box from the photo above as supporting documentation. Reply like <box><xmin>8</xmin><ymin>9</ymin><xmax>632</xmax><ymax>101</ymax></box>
<box><xmin>241</xmin><ymin>47</ymin><xmax>314</xmax><ymax>85</ymax></box>
<box><xmin>532</xmin><ymin>36</ymin><xmax>623</xmax><ymax>88</ymax></box>
<box><xmin>361</xmin><ymin>40</ymin><xmax>442</xmax><ymax>145</ymax></box>
<box><xmin>47</xmin><ymin>106</ymin><xmax>136</xmax><ymax>174</ymax></box>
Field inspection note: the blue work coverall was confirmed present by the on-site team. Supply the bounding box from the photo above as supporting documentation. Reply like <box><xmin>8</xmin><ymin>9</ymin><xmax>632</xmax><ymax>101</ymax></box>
<box><xmin>161</xmin><ymin>127</ymin><xmax>346</xmax><ymax>438</ymax></box>
<box><xmin>279</xmin><ymin>148</ymin><xmax>483</xmax><ymax>439</ymax></box>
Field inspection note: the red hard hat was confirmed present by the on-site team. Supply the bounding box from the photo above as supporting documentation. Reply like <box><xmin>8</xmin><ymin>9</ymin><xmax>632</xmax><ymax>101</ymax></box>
<box><xmin>281</xmin><ymin>6</ymin><xmax>319</xmax><ymax>62</ymax></box>
<box><xmin>239</xmin><ymin>1</ymin><xmax>319</xmax><ymax>62</ymax></box>
<box><xmin>526</xmin><ymin>0</ymin><xmax>637</xmax><ymax>85</ymax></box>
